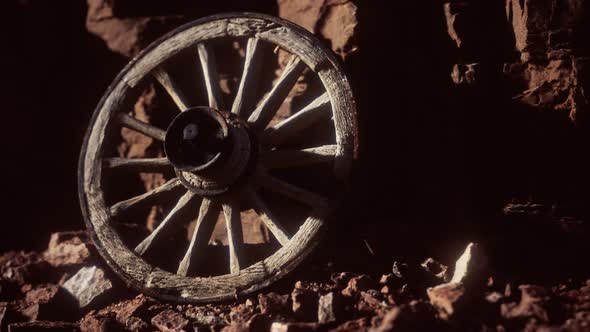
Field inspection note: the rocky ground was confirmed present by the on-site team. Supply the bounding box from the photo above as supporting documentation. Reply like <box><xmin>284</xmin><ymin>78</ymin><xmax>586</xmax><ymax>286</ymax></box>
<box><xmin>1</xmin><ymin>203</ymin><xmax>589</xmax><ymax>332</ymax></box>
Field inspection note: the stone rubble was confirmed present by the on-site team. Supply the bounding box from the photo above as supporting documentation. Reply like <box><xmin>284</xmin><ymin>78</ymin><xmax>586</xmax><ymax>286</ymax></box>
<box><xmin>0</xmin><ymin>231</ymin><xmax>588</xmax><ymax>331</ymax></box>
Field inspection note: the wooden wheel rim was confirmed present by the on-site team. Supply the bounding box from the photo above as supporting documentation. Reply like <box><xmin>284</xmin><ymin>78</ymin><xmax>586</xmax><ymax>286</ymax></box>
<box><xmin>78</xmin><ymin>13</ymin><xmax>356</xmax><ymax>303</ymax></box>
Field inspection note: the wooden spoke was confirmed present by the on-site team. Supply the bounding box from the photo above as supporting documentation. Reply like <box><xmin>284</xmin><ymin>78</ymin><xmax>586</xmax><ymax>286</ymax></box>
<box><xmin>153</xmin><ymin>67</ymin><xmax>191</xmax><ymax>112</ymax></box>
<box><xmin>117</xmin><ymin>113</ymin><xmax>166</xmax><ymax>141</ymax></box>
<box><xmin>222</xmin><ymin>200</ymin><xmax>243</xmax><ymax>274</ymax></box>
<box><xmin>248</xmin><ymin>56</ymin><xmax>307</xmax><ymax>131</ymax></box>
<box><xmin>177</xmin><ymin>198</ymin><xmax>220</xmax><ymax>276</ymax></box>
<box><xmin>261</xmin><ymin>144</ymin><xmax>337</xmax><ymax>169</ymax></box>
<box><xmin>263</xmin><ymin>92</ymin><xmax>331</xmax><ymax>147</ymax></box>
<box><xmin>109</xmin><ymin>178</ymin><xmax>182</xmax><ymax>217</ymax></box>
<box><xmin>256</xmin><ymin>171</ymin><xmax>331</xmax><ymax>209</ymax></box>
<box><xmin>231</xmin><ymin>37</ymin><xmax>264</xmax><ymax>117</ymax></box>
<box><xmin>248</xmin><ymin>189</ymin><xmax>290</xmax><ymax>246</ymax></box>
<box><xmin>103</xmin><ymin>157</ymin><xmax>171</xmax><ymax>172</ymax></box>
<box><xmin>197</xmin><ymin>43</ymin><xmax>224</xmax><ymax>111</ymax></box>
<box><xmin>135</xmin><ymin>190</ymin><xmax>196</xmax><ymax>255</ymax></box>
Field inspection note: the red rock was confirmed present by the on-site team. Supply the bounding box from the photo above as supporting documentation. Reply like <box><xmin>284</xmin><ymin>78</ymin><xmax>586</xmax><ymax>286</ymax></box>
<box><xmin>96</xmin><ymin>294</ymin><xmax>153</xmax><ymax>325</ymax></box>
<box><xmin>370</xmin><ymin>301</ymin><xmax>434</xmax><ymax>332</ymax></box>
<box><xmin>379</xmin><ymin>274</ymin><xmax>395</xmax><ymax>286</ymax></box>
<box><xmin>277</xmin><ymin>0</ymin><xmax>324</xmax><ymax>32</ymax></box>
<box><xmin>330</xmin><ymin>317</ymin><xmax>370</xmax><ymax>332</ymax></box>
<box><xmin>23</xmin><ymin>284</ymin><xmax>78</xmax><ymax>321</ymax></box>
<box><xmin>228</xmin><ymin>303</ymin><xmax>254</xmax><ymax>325</ymax></box>
<box><xmin>278</xmin><ymin>0</ymin><xmax>358</xmax><ymax>60</ymax></box>
<box><xmin>25</xmin><ymin>284</ymin><xmax>59</xmax><ymax>304</ymax></box>
<box><xmin>485</xmin><ymin>292</ymin><xmax>504</xmax><ymax>304</ymax></box>
<box><xmin>186</xmin><ymin>304</ymin><xmax>229</xmax><ymax>327</ymax></box>
<box><xmin>151</xmin><ymin>309</ymin><xmax>188</xmax><ymax>332</ymax></box>
<box><xmin>342</xmin><ymin>275</ymin><xmax>375</xmax><ymax>297</ymax></box>
<box><xmin>331</xmin><ymin>272</ymin><xmax>356</xmax><ymax>290</ymax></box>
<box><xmin>7</xmin><ymin>300</ymin><xmax>39</xmax><ymax>323</ymax></box>
<box><xmin>44</xmin><ymin>232</ymin><xmax>91</xmax><ymax>268</ymax></box>
<box><xmin>501</xmin><ymin>285</ymin><xmax>550</xmax><ymax>322</ymax></box>
<box><xmin>505</xmin><ymin>0</ymin><xmax>589</xmax><ymax>123</ymax></box>
<box><xmin>85</xmin><ymin>0</ymin><xmax>183</xmax><ymax>57</ymax></box>
<box><xmin>378</xmin><ymin>274</ymin><xmax>402</xmax><ymax>297</ymax></box>
<box><xmin>563</xmin><ymin>311</ymin><xmax>590</xmax><ymax>331</ymax></box>
<box><xmin>7</xmin><ymin>321</ymin><xmax>79</xmax><ymax>332</ymax></box>
<box><xmin>291</xmin><ymin>281</ymin><xmax>319</xmax><ymax>321</ymax></box>
<box><xmin>357</xmin><ymin>291</ymin><xmax>385</xmax><ymax>314</ymax></box>
<box><xmin>258</xmin><ymin>292</ymin><xmax>290</xmax><ymax>315</ymax></box>
<box><xmin>318</xmin><ymin>0</ymin><xmax>358</xmax><ymax>59</ymax></box>
<box><xmin>0</xmin><ymin>251</ymin><xmax>53</xmax><ymax>285</ymax></box>
<box><xmin>125</xmin><ymin>316</ymin><xmax>149</xmax><ymax>332</ymax></box>
<box><xmin>221</xmin><ymin>323</ymin><xmax>249</xmax><ymax>332</ymax></box>
<box><xmin>369</xmin><ymin>306</ymin><xmax>401</xmax><ymax>332</ymax></box>
<box><xmin>80</xmin><ymin>312</ymin><xmax>119</xmax><ymax>332</ymax></box>
<box><xmin>426</xmin><ymin>282</ymin><xmax>466</xmax><ymax>320</ymax></box>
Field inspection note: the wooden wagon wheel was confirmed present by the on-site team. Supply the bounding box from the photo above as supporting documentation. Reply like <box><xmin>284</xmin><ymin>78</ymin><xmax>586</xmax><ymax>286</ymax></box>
<box><xmin>78</xmin><ymin>13</ymin><xmax>356</xmax><ymax>303</ymax></box>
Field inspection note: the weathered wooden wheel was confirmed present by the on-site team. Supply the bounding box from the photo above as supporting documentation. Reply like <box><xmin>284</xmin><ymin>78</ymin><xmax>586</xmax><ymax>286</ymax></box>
<box><xmin>78</xmin><ymin>13</ymin><xmax>356</xmax><ymax>303</ymax></box>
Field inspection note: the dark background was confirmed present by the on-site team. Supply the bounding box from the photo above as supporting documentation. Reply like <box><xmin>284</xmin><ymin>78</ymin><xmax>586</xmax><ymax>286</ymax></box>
<box><xmin>3</xmin><ymin>1</ymin><xmax>589</xmax><ymax>276</ymax></box>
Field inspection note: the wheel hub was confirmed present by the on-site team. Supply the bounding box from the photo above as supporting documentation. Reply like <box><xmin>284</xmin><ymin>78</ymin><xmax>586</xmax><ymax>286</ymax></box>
<box><xmin>164</xmin><ymin>106</ymin><xmax>254</xmax><ymax>195</ymax></box>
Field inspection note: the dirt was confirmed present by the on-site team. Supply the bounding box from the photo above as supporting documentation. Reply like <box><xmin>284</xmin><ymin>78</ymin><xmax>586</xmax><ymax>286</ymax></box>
<box><xmin>1</xmin><ymin>210</ymin><xmax>589</xmax><ymax>332</ymax></box>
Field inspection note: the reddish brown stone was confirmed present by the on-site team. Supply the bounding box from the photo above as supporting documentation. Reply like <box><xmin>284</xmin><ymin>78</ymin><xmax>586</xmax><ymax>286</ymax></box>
<box><xmin>331</xmin><ymin>272</ymin><xmax>356</xmax><ymax>290</ymax></box>
<box><xmin>277</xmin><ymin>0</ymin><xmax>358</xmax><ymax>60</ymax></box>
<box><xmin>186</xmin><ymin>305</ymin><xmax>230</xmax><ymax>327</ymax></box>
<box><xmin>7</xmin><ymin>321</ymin><xmax>79</xmax><ymax>332</ymax></box>
<box><xmin>96</xmin><ymin>294</ymin><xmax>152</xmax><ymax>325</ymax></box>
<box><xmin>80</xmin><ymin>312</ymin><xmax>119</xmax><ymax>332</ymax></box>
<box><xmin>228</xmin><ymin>303</ymin><xmax>255</xmax><ymax>325</ymax></box>
<box><xmin>342</xmin><ymin>275</ymin><xmax>376</xmax><ymax>297</ymax></box>
<box><xmin>291</xmin><ymin>281</ymin><xmax>319</xmax><ymax>321</ymax></box>
<box><xmin>357</xmin><ymin>291</ymin><xmax>385</xmax><ymax>314</ymax></box>
<box><xmin>23</xmin><ymin>284</ymin><xmax>78</xmax><ymax>321</ymax></box>
<box><xmin>370</xmin><ymin>301</ymin><xmax>434</xmax><ymax>332</ymax></box>
<box><xmin>258</xmin><ymin>292</ymin><xmax>290</xmax><ymax>315</ymax></box>
<box><xmin>426</xmin><ymin>282</ymin><xmax>466</xmax><ymax>320</ymax></box>
<box><xmin>125</xmin><ymin>316</ymin><xmax>149</xmax><ymax>332</ymax></box>
<box><xmin>0</xmin><ymin>251</ymin><xmax>53</xmax><ymax>285</ymax></box>
<box><xmin>85</xmin><ymin>0</ymin><xmax>183</xmax><ymax>57</ymax></box>
<box><xmin>43</xmin><ymin>232</ymin><xmax>91</xmax><ymax>268</ymax></box>
<box><xmin>330</xmin><ymin>317</ymin><xmax>370</xmax><ymax>332</ymax></box>
<box><xmin>151</xmin><ymin>309</ymin><xmax>188</xmax><ymax>332</ymax></box>
<box><xmin>501</xmin><ymin>285</ymin><xmax>550</xmax><ymax>322</ymax></box>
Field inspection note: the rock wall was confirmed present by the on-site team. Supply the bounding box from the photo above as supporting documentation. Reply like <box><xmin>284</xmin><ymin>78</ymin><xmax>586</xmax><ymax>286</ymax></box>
<box><xmin>9</xmin><ymin>0</ymin><xmax>590</xmax><ymax>250</ymax></box>
<box><xmin>445</xmin><ymin>0</ymin><xmax>589</xmax><ymax>124</ymax></box>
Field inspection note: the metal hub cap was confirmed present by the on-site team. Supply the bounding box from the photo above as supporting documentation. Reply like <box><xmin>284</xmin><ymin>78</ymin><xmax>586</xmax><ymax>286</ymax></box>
<box><xmin>165</xmin><ymin>106</ymin><xmax>253</xmax><ymax>196</ymax></box>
